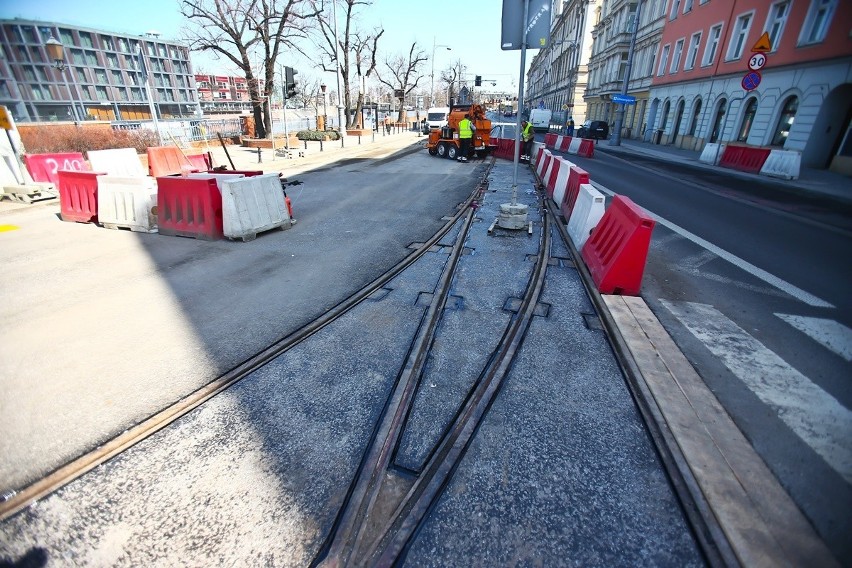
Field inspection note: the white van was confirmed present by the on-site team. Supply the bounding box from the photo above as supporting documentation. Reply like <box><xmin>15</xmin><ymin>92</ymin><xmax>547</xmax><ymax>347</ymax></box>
<box><xmin>425</xmin><ymin>107</ymin><xmax>450</xmax><ymax>132</ymax></box>
<box><xmin>529</xmin><ymin>108</ymin><xmax>552</xmax><ymax>131</ymax></box>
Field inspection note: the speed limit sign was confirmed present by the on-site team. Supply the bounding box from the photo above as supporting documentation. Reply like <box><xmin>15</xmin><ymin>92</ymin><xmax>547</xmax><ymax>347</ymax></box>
<box><xmin>748</xmin><ymin>53</ymin><xmax>767</xmax><ymax>71</ymax></box>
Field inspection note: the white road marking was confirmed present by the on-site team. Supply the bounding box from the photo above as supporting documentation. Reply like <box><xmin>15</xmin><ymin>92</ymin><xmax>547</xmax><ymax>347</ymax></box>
<box><xmin>591</xmin><ymin>182</ymin><xmax>834</xmax><ymax>308</ymax></box>
<box><xmin>776</xmin><ymin>314</ymin><xmax>852</xmax><ymax>362</ymax></box>
<box><xmin>661</xmin><ymin>300</ymin><xmax>852</xmax><ymax>484</ymax></box>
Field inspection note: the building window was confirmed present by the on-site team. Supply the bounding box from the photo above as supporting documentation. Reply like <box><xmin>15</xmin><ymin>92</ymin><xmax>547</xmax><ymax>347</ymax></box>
<box><xmin>771</xmin><ymin>96</ymin><xmax>798</xmax><ymax>146</ymax></box>
<box><xmin>683</xmin><ymin>0</ymin><xmax>694</xmax><ymax>13</ymax></box>
<box><xmin>727</xmin><ymin>12</ymin><xmax>754</xmax><ymax>60</ymax></box>
<box><xmin>689</xmin><ymin>98</ymin><xmax>702</xmax><ymax>135</ymax></box>
<box><xmin>685</xmin><ymin>32</ymin><xmax>702</xmax><ymax>70</ymax></box>
<box><xmin>78</xmin><ymin>32</ymin><xmax>93</xmax><ymax>49</ymax></box>
<box><xmin>96</xmin><ymin>86</ymin><xmax>108</xmax><ymax>100</ymax></box>
<box><xmin>657</xmin><ymin>44</ymin><xmax>671</xmax><ymax>75</ymax></box>
<box><xmin>95</xmin><ymin>69</ymin><xmax>108</xmax><ymax>84</ymax></box>
<box><xmin>669</xmin><ymin>0</ymin><xmax>681</xmax><ymax>20</ymax></box>
<box><xmin>765</xmin><ymin>1</ymin><xmax>791</xmax><ymax>50</ymax></box>
<box><xmin>670</xmin><ymin>38</ymin><xmax>685</xmax><ymax>73</ymax></box>
<box><xmin>711</xmin><ymin>98</ymin><xmax>727</xmax><ymax>142</ymax></box>
<box><xmin>799</xmin><ymin>0</ymin><xmax>836</xmax><ymax>45</ymax></box>
<box><xmin>702</xmin><ymin>24</ymin><xmax>722</xmax><ymax>66</ymax></box>
<box><xmin>737</xmin><ymin>97</ymin><xmax>758</xmax><ymax>142</ymax></box>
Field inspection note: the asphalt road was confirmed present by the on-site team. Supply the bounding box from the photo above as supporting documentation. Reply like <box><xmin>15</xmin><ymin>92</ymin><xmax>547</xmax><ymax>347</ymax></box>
<box><xmin>564</xmin><ymin>146</ymin><xmax>852</xmax><ymax>561</ymax></box>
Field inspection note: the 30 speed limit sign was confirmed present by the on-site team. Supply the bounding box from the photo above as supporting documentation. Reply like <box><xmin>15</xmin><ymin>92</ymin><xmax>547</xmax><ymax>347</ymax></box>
<box><xmin>748</xmin><ymin>53</ymin><xmax>767</xmax><ymax>71</ymax></box>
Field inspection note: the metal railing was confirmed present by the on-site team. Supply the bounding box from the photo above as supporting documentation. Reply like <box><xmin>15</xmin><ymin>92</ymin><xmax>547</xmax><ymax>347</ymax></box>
<box><xmin>111</xmin><ymin>118</ymin><xmax>243</xmax><ymax>144</ymax></box>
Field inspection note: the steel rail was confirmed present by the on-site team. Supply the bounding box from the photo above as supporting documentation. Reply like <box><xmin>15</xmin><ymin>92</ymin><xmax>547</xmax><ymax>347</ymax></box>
<box><xmin>0</xmin><ymin>169</ymin><xmax>489</xmax><ymax>522</ymax></box>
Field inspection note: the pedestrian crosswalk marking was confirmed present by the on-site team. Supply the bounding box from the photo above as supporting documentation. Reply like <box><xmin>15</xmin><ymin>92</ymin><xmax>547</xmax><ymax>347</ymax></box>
<box><xmin>661</xmin><ymin>300</ymin><xmax>852</xmax><ymax>485</ymax></box>
<box><xmin>776</xmin><ymin>314</ymin><xmax>852</xmax><ymax>362</ymax></box>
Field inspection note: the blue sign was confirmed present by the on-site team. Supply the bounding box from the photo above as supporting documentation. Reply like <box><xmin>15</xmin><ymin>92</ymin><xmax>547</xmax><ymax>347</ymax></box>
<box><xmin>742</xmin><ymin>70</ymin><xmax>761</xmax><ymax>92</ymax></box>
<box><xmin>612</xmin><ymin>94</ymin><xmax>636</xmax><ymax>105</ymax></box>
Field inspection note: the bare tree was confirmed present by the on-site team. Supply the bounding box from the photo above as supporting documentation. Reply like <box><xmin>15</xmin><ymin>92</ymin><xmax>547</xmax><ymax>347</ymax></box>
<box><xmin>306</xmin><ymin>0</ymin><xmax>382</xmax><ymax>129</ymax></box>
<box><xmin>181</xmin><ymin>0</ymin><xmax>319</xmax><ymax>138</ymax></box>
<box><xmin>379</xmin><ymin>43</ymin><xmax>428</xmax><ymax>122</ymax></box>
<box><xmin>439</xmin><ymin>61</ymin><xmax>462</xmax><ymax>107</ymax></box>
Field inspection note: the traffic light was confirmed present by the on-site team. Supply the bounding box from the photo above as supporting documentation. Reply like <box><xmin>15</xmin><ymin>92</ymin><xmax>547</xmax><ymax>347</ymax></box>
<box><xmin>475</xmin><ymin>75</ymin><xmax>482</xmax><ymax>87</ymax></box>
<box><xmin>285</xmin><ymin>66</ymin><xmax>298</xmax><ymax>99</ymax></box>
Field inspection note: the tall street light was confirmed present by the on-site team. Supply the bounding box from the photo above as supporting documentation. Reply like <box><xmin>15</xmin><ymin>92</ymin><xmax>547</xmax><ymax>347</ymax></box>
<box><xmin>45</xmin><ymin>34</ymin><xmax>82</xmax><ymax>122</ymax></box>
<box><xmin>610</xmin><ymin>0</ymin><xmax>643</xmax><ymax>146</ymax></box>
<box><xmin>431</xmin><ymin>38</ymin><xmax>451</xmax><ymax>108</ymax></box>
<box><xmin>320</xmin><ymin>83</ymin><xmax>328</xmax><ymax>129</ymax></box>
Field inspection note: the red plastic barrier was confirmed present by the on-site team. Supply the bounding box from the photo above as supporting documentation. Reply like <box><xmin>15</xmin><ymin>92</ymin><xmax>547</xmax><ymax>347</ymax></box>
<box><xmin>156</xmin><ymin>176</ymin><xmax>223</xmax><ymax>240</ymax></box>
<box><xmin>148</xmin><ymin>146</ymin><xmax>199</xmax><ymax>177</ymax></box>
<box><xmin>24</xmin><ymin>153</ymin><xmax>86</xmax><ymax>185</ymax></box>
<box><xmin>537</xmin><ymin>152</ymin><xmax>553</xmax><ymax>180</ymax></box>
<box><xmin>545</xmin><ymin>159</ymin><xmax>562</xmax><ymax>199</ymax></box>
<box><xmin>719</xmin><ymin>145</ymin><xmax>770</xmax><ymax>174</ymax></box>
<box><xmin>57</xmin><ymin>170</ymin><xmax>103</xmax><ymax>223</ymax></box>
<box><xmin>186</xmin><ymin>154</ymin><xmax>210</xmax><ymax>171</ymax></box>
<box><xmin>544</xmin><ymin>133</ymin><xmax>558</xmax><ymax>148</ymax></box>
<box><xmin>492</xmin><ymin>138</ymin><xmax>516</xmax><ymax>160</ymax></box>
<box><xmin>578</xmin><ymin>139</ymin><xmax>595</xmax><ymax>158</ymax></box>
<box><xmin>559</xmin><ymin>136</ymin><xmax>572</xmax><ymax>152</ymax></box>
<box><xmin>561</xmin><ymin>166</ymin><xmax>590</xmax><ymax>219</ymax></box>
<box><xmin>534</xmin><ymin>146</ymin><xmax>545</xmax><ymax>166</ymax></box>
<box><xmin>581</xmin><ymin>195</ymin><xmax>656</xmax><ymax>296</ymax></box>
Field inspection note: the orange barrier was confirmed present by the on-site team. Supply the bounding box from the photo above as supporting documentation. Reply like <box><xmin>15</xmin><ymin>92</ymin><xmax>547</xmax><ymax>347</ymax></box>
<box><xmin>545</xmin><ymin>158</ymin><xmax>563</xmax><ymax>199</ymax></box>
<box><xmin>578</xmin><ymin>139</ymin><xmax>595</xmax><ymax>158</ymax></box>
<box><xmin>581</xmin><ymin>195</ymin><xmax>655</xmax><ymax>296</ymax></box>
<box><xmin>156</xmin><ymin>176</ymin><xmax>224</xmax><ymax>240</ymax></box>
<box><xmin>147</xmin><ymin>146</ymin><xmax>200</xmax><ymax>177</ymax></box>
<box><xmin>561</xmin><ymin>165</ymin><xmax>590</xmax><ymax>220</ymax></box>
<box><xmin>544</xmin><ymin>133</ymin><xmax>558</xmax><ymax>148</ymax></box>
<box><xmin>57</xmin><ymin>170</ymin><xmax>104</xmax><ymax>223</ymax></box>
<box><xmin>558</xmin><ymin>136</ymin><xmax>572</xmax><ymax>152</ymax></box>
<box><xmin>718</xmin><ymin>144</ymin><xmax>770</xmax><ymax>174</ymax></box>
<box><xmin>24</xmin><ymin>153</ymin><xmax>86</xmax><ymax>185</ymax></box>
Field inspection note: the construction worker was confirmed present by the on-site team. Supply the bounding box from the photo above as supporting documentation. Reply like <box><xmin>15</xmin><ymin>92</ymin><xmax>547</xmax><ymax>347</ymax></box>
<box><xmin>457</xmin><ymin>113</ymin><xmax>475</xmax><ymax>162</ymax></box>
<box><xmin>567</xmin><ymin>116</ymin><xmax>575</xmax><ymax>136</ymax></box>
<box><xmin>521</xmin><ymin>119</ymin><xmax>534</xmax><ymax>161</ymax></box>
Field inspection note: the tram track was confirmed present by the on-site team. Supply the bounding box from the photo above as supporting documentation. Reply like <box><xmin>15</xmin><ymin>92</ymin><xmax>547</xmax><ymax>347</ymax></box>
<box><xmin>0</xmin><ymin>163</ymin><xmax>491</xmax><ymax>523</ymax></box>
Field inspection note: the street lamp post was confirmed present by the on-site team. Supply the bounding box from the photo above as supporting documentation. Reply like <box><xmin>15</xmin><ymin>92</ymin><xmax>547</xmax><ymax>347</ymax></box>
<box><xmin>610</xmin><ymin>0</ymin><xmax>643</xmax><ymax>146</ymax></box>
<box><xmin>320</xmin><ymin>83</ymin><xmax>328</xmax><ymax>130</ymax></box>
<box><xmin>45</xmin><ymin>34</ymin><xmax>82</xmax><ymax>122</ymax></box>
<box><xmin>431</xmin><ymin>38</ymin><xmax>451</xmax><ymax>108</ymax></box>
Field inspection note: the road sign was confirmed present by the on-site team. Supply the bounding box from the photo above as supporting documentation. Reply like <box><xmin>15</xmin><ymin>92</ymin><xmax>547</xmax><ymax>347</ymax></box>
<box><xmin>751</xmin><ymin>32</ymin><xmax>772</xmax><ymax>53</ymax></box>
<box><xmin>748</xmin><ymin>53</ymin><xmax>767</xmax><ymax>71</ymax></box>
<box><xmin>742</xmin><ymin>70</ymin><xmax>762</xmax><ymax>92</ymax></box>
<box><xmin>501</xmin><ymin>0</ymin><xmax>551</xmax><ymax>50</ymax></box>
<box><xmin>612</xmin><ymin>94</ymin><xmax>637</xmax><ymax>105</ymax></box>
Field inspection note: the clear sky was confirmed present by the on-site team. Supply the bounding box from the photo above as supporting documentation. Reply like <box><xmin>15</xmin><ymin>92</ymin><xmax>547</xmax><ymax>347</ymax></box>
<box><xmin>1</xmin><ymin>0</ymin><xmax>536</xmax><ymax>96</ymax></box>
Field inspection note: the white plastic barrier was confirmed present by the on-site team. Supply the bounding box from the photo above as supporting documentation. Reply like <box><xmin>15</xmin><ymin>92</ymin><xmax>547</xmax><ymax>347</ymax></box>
<box><xmin>554</xmin><ymin>135</ymin><xmax>564</xmax><ymax>150</ymax></box>
<box><xmin>97</xmin><ymin>176</ymin><xmax>158</xmax><ymax>233</ymax></box>
<box><xmin>543</xmin><ymin>156</ymin><xmax>559</xmax><ymax>189</ymax></box>
<box><xmin>552</xmin><ymin>158</ymin><xmax>573</xmax><ymax>207</ymax></box>
<box><xmin>88</xmin><ymin>148</ymin><xmax>147</xmax><ymax>177</ymax></box>
<box><xmin>220</xmin><ymin>173</ymin><xmax>291</xmax><ymax>241</ymax></box>
<box><xmin>760</xmin><ymin>149</ymin><xmax>801</xmax><ymax>180</ymax></box>
<box><xmin>699</xmin><ymin>143</ymin><xmax>726</xmax><ymax>165</ymax></box>
<box><xmin>567</xmin><ymin>183</ymin><xmax>606</xmax><ymax>251</ymax></box>
<box><xmin>536</xmin><ymin>149</ymin><xmax>552</xmax><ymax>179</ymax></box>
<box><xmin>0</xmin><ymin>146</ymin><xmax>54</xmax><ymax>200</ymax></box>
<box><xmin>566</xmin><ymin>137</ymin><xmax>582</xmax><ymax>155</ymax></box>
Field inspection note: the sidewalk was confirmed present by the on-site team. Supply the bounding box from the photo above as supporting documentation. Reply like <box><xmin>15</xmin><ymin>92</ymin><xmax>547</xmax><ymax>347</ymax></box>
<box><xmin>594</xmin><ymin>136</ymin><xmax>852</xmax><ymax>207</ymax></box>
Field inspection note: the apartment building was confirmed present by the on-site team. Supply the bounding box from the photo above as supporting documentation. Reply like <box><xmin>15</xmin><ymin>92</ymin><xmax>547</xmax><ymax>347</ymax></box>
<box><xmin>0</xmin><ymin>19</ymin><xmax>200</xmax><ymax>123</ymax></box>
<box><xmin>526</xmin><ymin>0</ymin><xmax>601</xmax><ymax>126</ymax></box>
<box><xmin>645</xmin><ymin>0</ymin><xmax>851</xmax><ymax>171</ymax></box>
<box><xmin>584</xmin><ymin>0</ymin><xmax>666</xmax><ymax>139</ymax></box>
<box><xmin>195</xmin><ymin>74</ymin><xmax>252</xmax><ymax>115</ymax></box>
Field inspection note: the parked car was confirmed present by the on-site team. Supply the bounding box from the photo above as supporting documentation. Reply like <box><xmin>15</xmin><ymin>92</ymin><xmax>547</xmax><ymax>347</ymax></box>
<box><xmin>577</xmin><ymin>120</ymin><xmax>609</xmax><ymax>140</ymax></box>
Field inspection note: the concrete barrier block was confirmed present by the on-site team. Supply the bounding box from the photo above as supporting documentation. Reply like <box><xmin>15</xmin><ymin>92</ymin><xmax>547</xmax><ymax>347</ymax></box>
<box><xmin>567</xmin><ymin>184</ymin><xmax>606</xmax><ymax>250</ymax></box>
<box><xmin>760</xmin><ymin>150</ymin><xmax>801</xmax><ymax>180</ymax></box>
<box><xmin>97</xmin><ymin>176</ymin><xmax>158</xmax><ymax>233</ymax></box>
<box><xmin>220</xmin><ymin>173</ymin><xmax>290</xmax><ymax>242</ymax></box>
<box><xmin>88</xmin><ymin>148</ymin><xmax>147</xmax><ymax>177</ymax></box>
<box><xmin>567</xmin><ymin>137</ymin><xmax>582</xmax><ymax>155</ymax></box>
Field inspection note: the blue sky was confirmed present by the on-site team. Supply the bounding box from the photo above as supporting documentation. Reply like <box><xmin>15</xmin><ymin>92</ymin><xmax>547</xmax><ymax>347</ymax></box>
<box><xmin>2</xmin><ymin>0</ymin><xmax>535</xmax><ymax>95</ymax></box>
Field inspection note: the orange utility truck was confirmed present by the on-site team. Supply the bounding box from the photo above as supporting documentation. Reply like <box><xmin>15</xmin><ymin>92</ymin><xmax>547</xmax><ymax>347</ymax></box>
<box><xmin>426</xmin><ymin>104</ymin><xmax>495</xmax><ymax>160</ymax></box>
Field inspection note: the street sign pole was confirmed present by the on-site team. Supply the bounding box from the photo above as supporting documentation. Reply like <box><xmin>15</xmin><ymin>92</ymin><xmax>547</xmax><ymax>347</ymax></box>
<box><xmin>610</xmin><ymin>0</ymin><xmax>642</xmax><ymax>146</ymax></box>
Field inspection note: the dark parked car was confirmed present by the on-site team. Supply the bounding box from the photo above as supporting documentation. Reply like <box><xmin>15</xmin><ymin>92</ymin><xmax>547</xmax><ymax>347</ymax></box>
<box><xmin>577</xmin><ymin>120</ymin><xmax>609</xmax><ymax>140</ymax></box>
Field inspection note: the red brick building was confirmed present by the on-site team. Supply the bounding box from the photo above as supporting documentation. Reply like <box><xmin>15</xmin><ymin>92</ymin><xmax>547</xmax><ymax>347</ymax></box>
<box><xmin>195</xmin><ymin>74</ymin><xmax>251</xmax><ymax>114</ymax></box>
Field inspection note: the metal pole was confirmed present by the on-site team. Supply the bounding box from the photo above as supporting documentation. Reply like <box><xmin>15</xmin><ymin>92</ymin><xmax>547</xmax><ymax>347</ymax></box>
<box><xmin>511</xmin><ymin>0</ymin><xmax>531</xmax><ymax>205</ymax></box>
<box><xmin>332</xmin><ymin>0</ymin><xmax>346</xmax><ymax>137</ymax></box>
<box><xmin>610</xmin><ymin>0</ymin><xmax>643</xmax><ymax>146</ymax></box>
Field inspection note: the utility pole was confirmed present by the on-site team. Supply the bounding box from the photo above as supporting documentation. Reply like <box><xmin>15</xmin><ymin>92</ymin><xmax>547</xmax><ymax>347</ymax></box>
<box><xmin>610</xmin><ymin>0</ymin><xmax>643</xmax><ymax>146</ymax></box>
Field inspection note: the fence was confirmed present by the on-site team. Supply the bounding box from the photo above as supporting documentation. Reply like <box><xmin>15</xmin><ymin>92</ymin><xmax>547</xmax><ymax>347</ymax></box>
<box><xmin>112</xmin><ymin>118</ymin><xmax>244</xmax><ymax>145</ymax></box>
